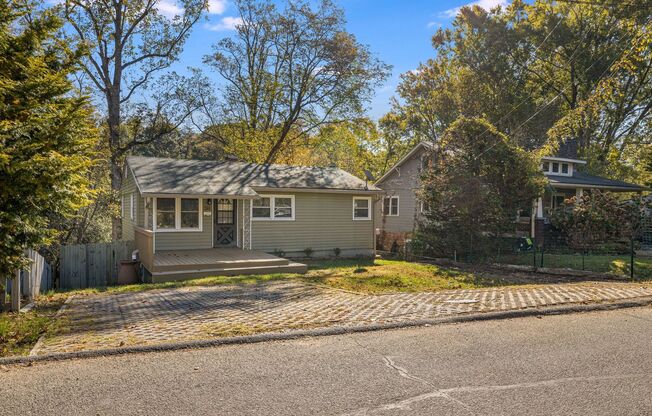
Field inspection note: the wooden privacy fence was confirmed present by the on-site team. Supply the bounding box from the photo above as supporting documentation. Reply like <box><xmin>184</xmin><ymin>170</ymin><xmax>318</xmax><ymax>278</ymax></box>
<box><xmin>21</xmin><ymin>249</ymin><xmax>53</xmax><ymax>298</ymax></box>
<box><xmin>59</xmin><ymin>241</ymin><xmax>135</xmax><ymax>289</ymax></box>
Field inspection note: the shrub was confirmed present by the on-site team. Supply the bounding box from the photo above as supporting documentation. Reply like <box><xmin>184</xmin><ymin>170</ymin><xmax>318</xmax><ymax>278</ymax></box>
<box><xmin>550</xmin><ymin>191</ymin><xmax>648</xmax><ymax>251</ymax></box>
<box><xmin>333</xmin><ymin>247</ymin><xmax>341</xmax><ymax>257</ymax></box>
<box><xmin>416</xmin><ymin>117</ymin><xmax>545</xmax><ymax>261</ymax></box>
<box><xmin>303</xmin><ymin>247</ymin><xmax>314</xmax><ymax>258</ymax></box>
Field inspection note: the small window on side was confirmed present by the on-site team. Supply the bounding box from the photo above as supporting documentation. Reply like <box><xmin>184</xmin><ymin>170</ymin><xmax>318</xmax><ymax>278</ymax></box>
<box><xmin>353</xmin><ymin>197</ymin><xmax>371</xmax><ymax>220</ymax></box>
<box><xmin>552</xmin><ymin>162</ymin><xmax>559</xmax><ymax>173</ymax></box>
<box><xmin>542</xmin><ymin>162</ymin><xmax>550</xmax><ymax>172</ymax></box>
<box><xmin>561</xmin><ymin>163</ymin><xmax>569</xmax><ymax>174</ymax></box>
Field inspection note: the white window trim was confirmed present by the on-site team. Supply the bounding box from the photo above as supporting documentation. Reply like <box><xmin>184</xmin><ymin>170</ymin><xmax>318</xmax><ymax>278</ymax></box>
<box><xmin>541</xmin><ymin>161</ymin><xmax>573</xmax><ymax>177</ymax></box>
<box><xmin>153</xmin><ymin>197</ymin><xmax>203</xmax><ymax>232</ymax></box>
<box><xmin>130</xmin><ymin>193</ymin><xmax>136</xmax><ymax>220</ymax></box>
<box><xmin>251</xmin><ymin>195</ymin><xmax>296</xmax><ymax>221</ymax></box>
<box><xmin>383</xmin><ymin>196</ymin><xmax>400</xmax><ymax>217</ymax></box>
<box><xmin>353</xmin><ymin>196</ymin><xmax>372</xmax><ymax>221</ymax></box>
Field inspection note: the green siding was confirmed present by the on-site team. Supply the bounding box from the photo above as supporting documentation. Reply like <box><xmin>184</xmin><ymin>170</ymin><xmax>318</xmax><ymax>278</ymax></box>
<box><xmin>251</xmin><ymin>192</ymin><xmax>375</xmax><ymax>256</ymax></box>
<box><xmin>121</xmin><ymin>167</ymin><xmax>139</xmax><ymax>240</ymax></box>
<box><xmin>154</xmin><ymin>199</ymin><xmax>213</xmax><ymax>251</ymax></box>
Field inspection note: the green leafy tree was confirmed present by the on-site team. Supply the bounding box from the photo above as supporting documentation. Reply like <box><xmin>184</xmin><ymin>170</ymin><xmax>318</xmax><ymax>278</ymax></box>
<box><xmin>390</xmin><ymin>0</ymin><xmax>652</xmax><ymax>183</ymax></box>
<box><xmin>416</xmin><ymin>117</ymin><xmax>545</xmax><ymax>260</ymax></box>
<box><xmin>62</xmin><ymin>0</ymin><xmax>208</xmax><ymax>239</ymax></box>
<box><xmin>203</xmin><ymin>0</ymin><xmax>390</xmax><ymax>164</ymax></box>
<box><xmin>0</xmin><ymin>1</ymin><xmax>96</xmax><ymax>279</ymax></box>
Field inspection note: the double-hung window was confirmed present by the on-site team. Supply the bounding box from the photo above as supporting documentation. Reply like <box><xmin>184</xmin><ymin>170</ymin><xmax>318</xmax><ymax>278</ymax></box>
<box><xmin>156</xmin><ymin>198</ymin><xmax>176</xmax><ymax>230</ymax></box>
<box><xmin>180</xmin><ymin>198</ymin><xmax>200</xmax><ymax>228</ymax></box>
<box><xmin>383</xmin><ymin>196</ymin><xmax>399</xmax><ymax>216</ymax></box>
<box><xmin>155</xmin><ymin>197</ymin><xmax>202</xmax><ymax>231</ymax></box>
<box><xmin>252</xmin><ymin>196</ymin><xmax>295</xmax><ymax>220</ymax></box>
<box><xmin>353</xmin><ymin>197</ymin><xmax>371</xmax><ymax>220</ymax></box>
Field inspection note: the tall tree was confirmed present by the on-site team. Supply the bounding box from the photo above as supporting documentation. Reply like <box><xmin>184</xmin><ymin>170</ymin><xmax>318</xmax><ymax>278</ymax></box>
<box><xmin>0</xmin><ymin>0</ymin><xmax>96</xmax><ymax>280</ymax></box>
<box><xmin>391</xmin><ymin>0</ymin><xmax>652</xmax><ymax>182</ymax></box>
<box><xmin>416</xmin><ymin>118</ymin><xmax>545</xmax><ymax>260</ymax></box>
<box><xmin>203</xmin><ymin>0</ymin><xmax>390</xmax><ymax>164</ymax></box>
<box><xmin>62</xmin><ymin>0</ymin><xmax>207</xmax><ymax>239</ymax></box>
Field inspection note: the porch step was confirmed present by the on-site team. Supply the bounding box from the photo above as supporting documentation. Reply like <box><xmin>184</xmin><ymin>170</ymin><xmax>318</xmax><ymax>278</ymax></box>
<box><xmin>154</xmin><ymin>257</ymin><xmax>289</xmax><ymax>273</ymax></box>
<box><xmin>150</xmin><ymin>262</ymin><xmax>308</xmax><ymax>283</ymax></box>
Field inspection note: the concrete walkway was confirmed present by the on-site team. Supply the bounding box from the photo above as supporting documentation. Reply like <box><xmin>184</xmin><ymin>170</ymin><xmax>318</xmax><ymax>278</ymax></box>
<box><xmin>33</xmin><ymin>280</ymin><xmax>652</xmax><ymax>355</ymax></box>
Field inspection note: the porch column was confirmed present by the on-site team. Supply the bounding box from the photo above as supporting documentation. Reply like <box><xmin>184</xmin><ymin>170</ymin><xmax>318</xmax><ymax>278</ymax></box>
<box><xmin>576</xmin><ymin>188</ymin><xmax>584</xmax><ymax>198</ymax></box>
<box><xmin>536</xmin><ymin>197</ymin><xmax>544</xmax><ymax>218</ymax></box>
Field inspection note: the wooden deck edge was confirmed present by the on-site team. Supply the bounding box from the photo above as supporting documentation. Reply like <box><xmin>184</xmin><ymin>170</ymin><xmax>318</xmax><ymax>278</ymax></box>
<box><xmin>150</xmin><ymin>262</ymin><xmax>308</xmax><ymax>283</ymax></box>
<box><xmin>152</xmin><ymin>258</ymin><xmax>290</xmax><ymax>272</ymax></box>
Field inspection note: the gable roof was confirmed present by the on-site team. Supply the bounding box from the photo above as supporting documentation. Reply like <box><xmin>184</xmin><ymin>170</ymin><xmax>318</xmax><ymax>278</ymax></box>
<box><xmin>126</xmin><ymin>156</ymin><xmax>380</xmax><ymax>198</ymax></box>
<box><xmin>375</xmin><ymin>141</ymin><xmax>435</xmax><ymax>184</ymax></box>
<box><xmin>548</xmin><ymin>171</ymin><xmax>646</xmax><ymax>192</ymax></box>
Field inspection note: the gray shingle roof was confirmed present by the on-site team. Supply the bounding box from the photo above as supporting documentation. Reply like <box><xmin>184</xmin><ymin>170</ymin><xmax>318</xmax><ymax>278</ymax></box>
<box><xmin>547</xmin><ymin>171</ymin><xmax>646</xmax><ymax>192</ymax></box>
<box><xmin>126</xmin><ymin>156</ymin><xmax>380</xmax><ymax>197</ymax></box>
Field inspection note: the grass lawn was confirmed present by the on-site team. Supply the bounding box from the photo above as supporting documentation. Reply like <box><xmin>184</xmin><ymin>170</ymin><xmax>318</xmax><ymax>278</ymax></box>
<box><xmin>498</xmin><ymin>252</ymin><xmax>652</xmax><ymax>279</ymax></box>
<box><xmin>60</xmin><ymin>258</ymin><xmax>506</xmax><ymax>297</ymax></box>
<box><xmin>302</xmin><ymin>258</ymin><xmax>507</xmax><ymax>293</ymax></box>
<box><xmin>0</xmin><ymin>294</ymin><xmax>67</xmax><ymax>357</ymax></box>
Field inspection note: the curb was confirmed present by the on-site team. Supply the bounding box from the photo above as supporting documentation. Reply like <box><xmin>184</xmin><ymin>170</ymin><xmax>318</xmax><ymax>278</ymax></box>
<box><xmin>3</xmin><ymin>296</ymin><xmax>652</xmax><ymax>366</ymax></box>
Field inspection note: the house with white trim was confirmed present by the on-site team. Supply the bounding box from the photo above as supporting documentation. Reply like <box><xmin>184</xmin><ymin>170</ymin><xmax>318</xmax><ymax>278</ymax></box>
<box><xmin>374</xmin><ymin>141</ymin><xmax>646</xmax><ymax>246</ymax></box>
<box><xmin>121</xmin><ymin>156</ymin><xmax>382</xmax><ymax>282</ymax></box>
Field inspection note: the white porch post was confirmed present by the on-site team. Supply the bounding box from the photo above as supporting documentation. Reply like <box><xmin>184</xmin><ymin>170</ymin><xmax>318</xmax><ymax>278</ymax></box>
<box><xmin>576</xmin><ymin>188</ymin><xmax>584</xmax><ymax>198</ymax></box>
<box><xmin>536</xmin><ymin>197</ymin><xmax>544</xmax><ymax>218</ymax></box>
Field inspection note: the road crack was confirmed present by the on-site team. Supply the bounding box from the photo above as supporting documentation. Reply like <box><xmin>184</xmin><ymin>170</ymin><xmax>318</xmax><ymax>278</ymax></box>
<box><xmin>341</xmin><ymin>372</ymin><xmax>649</xmax><ymax>415</ymax></box>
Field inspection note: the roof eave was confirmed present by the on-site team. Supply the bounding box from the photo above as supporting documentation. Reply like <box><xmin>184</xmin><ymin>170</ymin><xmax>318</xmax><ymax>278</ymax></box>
<box><xmin>250</xmin><ymin>186</ymin><xmax>384</xmax><ymax>195</ymax></box>
<box><xmin>375</xmin><ymin>142</ymin><xmax>433</xmax><ymax>185</ymax></box>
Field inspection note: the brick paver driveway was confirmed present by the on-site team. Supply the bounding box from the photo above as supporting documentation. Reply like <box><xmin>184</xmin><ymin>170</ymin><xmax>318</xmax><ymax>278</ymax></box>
<box><xmin>34</xmin><ymin>280</ymin><xmax>652</xmax><ymax>355</ymax></box>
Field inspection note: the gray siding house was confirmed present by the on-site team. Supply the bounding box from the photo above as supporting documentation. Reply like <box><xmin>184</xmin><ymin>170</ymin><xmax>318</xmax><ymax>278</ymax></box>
<box><xmin>121</xmin><ymin>156</ymin><xmax>381</xmax><ymax>282</ymax></box>
<box><xmin>375</xmin><ymin>141</ymin><xmax>645</xmax><ymax>246</ymax></box>
<box><xmin>373</xmin><ymin>142</ymin><xmax>434</xmax><ymax>244</ymax></box>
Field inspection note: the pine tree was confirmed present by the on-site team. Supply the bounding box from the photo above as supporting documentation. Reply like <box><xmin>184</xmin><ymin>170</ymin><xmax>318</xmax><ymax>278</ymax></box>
<box><xmin>0</xmin><ymin>0</ymin><xmax>96</xmax><ymax>281</ymax></box>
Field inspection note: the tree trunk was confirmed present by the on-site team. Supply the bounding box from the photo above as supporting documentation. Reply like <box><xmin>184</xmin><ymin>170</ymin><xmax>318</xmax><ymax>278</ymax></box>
<box><xmin>108</xmin><ymin>88</ymin><xmax>123</xmax><ymax>241</ymax></box>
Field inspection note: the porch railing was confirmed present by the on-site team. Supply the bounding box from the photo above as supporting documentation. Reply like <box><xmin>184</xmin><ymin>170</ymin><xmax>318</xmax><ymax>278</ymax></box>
<box><xmin>134</xmin><ymin>227</ymin><xmax>154</xmax><ymax>271</ymax></box>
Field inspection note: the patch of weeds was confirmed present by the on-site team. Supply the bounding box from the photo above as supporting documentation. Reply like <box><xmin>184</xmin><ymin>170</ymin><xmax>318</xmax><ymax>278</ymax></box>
<box><xmin>0</xmin><ymin>297</ymin><xmax>66</xmax><ymax>357</ymax></box>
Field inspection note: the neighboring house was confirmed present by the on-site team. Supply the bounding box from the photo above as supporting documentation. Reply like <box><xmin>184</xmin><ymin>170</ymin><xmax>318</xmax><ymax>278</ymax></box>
<box><xmin>534</xmin><ymin>141</ymin><xmax>645</xmax><ymax>218</ymax></box>
<box><xmin>121</xmin><ymin>156</ymin><xmax>382</xmax><ymax>282</ymax></box>
<box><xmin>374</xmin><ymin>141</ymin><xmax>646</xmax><ymax>246</ymax></box>
<box><xmin>373</xmin><ymin>142</ymin><xmax>434</xmax><ymax>247</ymax></box>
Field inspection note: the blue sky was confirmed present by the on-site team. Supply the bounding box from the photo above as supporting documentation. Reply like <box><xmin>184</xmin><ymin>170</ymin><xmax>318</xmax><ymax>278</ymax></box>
<box><xmin>167</xmin><ymin>0</ymin><xmax>508</xmax><ymax>119</ymax></box>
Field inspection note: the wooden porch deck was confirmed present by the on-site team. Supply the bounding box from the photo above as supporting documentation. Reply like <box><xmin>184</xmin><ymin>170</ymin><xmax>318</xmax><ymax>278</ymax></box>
<box><xmin>147</xmin><ymin>248</ymin><xmax>307</xmax><ymax>283</ymax></box>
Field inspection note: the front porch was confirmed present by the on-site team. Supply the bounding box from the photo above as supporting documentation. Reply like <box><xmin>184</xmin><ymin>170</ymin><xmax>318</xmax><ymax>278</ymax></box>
<box><xmin>145</xmin><ymin>248</ymin><xmax>307</xmax><ymax>283</ymax></box>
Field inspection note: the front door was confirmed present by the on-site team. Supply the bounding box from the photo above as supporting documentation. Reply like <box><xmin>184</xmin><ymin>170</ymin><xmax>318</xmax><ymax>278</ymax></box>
<box><xmin>214</xmin><ymin>199</ymin><xmax>237</xmax><ymax>247</ymax></box>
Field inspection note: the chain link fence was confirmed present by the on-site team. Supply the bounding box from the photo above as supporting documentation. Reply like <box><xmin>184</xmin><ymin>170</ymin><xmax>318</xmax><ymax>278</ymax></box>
<box><xmin>398</xmin><ymin>222</ymin><xmax>651</xmax><ymax>280</ymax></box>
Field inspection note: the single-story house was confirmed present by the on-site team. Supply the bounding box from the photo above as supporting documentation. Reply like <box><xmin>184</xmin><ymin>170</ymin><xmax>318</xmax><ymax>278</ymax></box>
<box><xmin>374</xmin><ymin>141</ymin><xmax>646</xmax><ymax>245</ymax></box>
<box><xmin>121</xmin><ymin>156</ymin><xmax>382</xmax><ymax>282</ymax></box>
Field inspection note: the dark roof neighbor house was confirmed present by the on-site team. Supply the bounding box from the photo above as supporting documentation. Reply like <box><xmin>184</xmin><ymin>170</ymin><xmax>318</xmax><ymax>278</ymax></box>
<box><xmin>374</xmin><ymin>141</ymin><xmax>646</xmax><ymax>240</ymax></box>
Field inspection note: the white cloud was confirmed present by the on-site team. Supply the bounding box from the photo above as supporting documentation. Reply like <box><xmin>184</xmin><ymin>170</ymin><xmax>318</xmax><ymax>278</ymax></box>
<box><xmin>441</xmin><ymin>0</ymin><xmax>508</xmax><ymax>18</ymax></box>
<box><xmin>156</xmin><ymin>0</ymin><xmax>183</xmax><ymax>18</ymax></box>
<box><xmin>426</xmin><ymin>21</ymin><xmax>441</xmax><ymax>29</ymax></box>
<box><xmin>205</xmin><ymin>16</ymin><xmax>243</xmax><ymax>31</ymax></box>
<box><xmin>208</xmin><ymin>0</ymin><xmax>227</xmax><ymax>14</ymax></box>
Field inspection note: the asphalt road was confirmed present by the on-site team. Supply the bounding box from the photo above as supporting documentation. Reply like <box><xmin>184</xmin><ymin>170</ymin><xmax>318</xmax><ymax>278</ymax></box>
<box><xmin>3</xmin><ymin>306</ymin><xmax>652</xmax><ymax>415</ymax></box>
